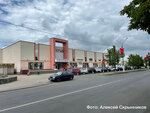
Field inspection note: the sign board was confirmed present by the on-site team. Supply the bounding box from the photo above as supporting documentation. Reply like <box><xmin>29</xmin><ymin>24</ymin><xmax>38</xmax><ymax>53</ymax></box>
<box><xmin>120</xmin><ymin>48</ymin><xmax>124</xmax><ymax>55</ymax></box>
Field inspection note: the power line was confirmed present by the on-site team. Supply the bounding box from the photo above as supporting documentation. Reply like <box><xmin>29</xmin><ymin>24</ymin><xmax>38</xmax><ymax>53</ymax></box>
<box><xmin>0</xmin><ymin>19</ymin><xmax>66</xmax><ymax>37</ymax></box>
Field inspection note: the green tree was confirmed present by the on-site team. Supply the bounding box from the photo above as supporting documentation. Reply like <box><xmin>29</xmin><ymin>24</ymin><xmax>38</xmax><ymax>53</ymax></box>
<box><xmin>105</xmin><ymin>45</ymin><xmax>120</xmax><ymax>67</ymax></box>
<box><xmin>120</xmin><ymin>0</ymin><xmax>150</xmax><ymax>34</ymax></box>
<box><xmin>127</xmin><ymin>54</ymin><xmax>144</xmax><ymax>68</ymax></box>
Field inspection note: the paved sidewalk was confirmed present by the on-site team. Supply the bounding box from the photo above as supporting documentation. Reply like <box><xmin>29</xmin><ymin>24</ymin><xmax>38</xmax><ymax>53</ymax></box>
<box><xmin>0</xmin><ymin>73</ymin><xmax>54</xmax><ymax>92</ymax></box>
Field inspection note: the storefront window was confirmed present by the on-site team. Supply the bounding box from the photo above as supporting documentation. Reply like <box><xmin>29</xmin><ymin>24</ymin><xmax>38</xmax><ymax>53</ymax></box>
<box><xmin>89</xmin><ymin>58</ymin><xmax>93</xmax><ymax>61</ymax></box>
<box><xmin>70</xmin><ymin>63</ymin><xmax>77</xmax><ymax>68</ymax></box>
<box><xmin>93</xmin><ymin>63</ymin><xmax>98</xmax><ymax>67</ymax></box>
<box><xmin>29</xmin><ymin>62</ymin><xmax>43</xmax><ymax>70</ymax></box>
<box><xmin>83</xmin><ymin>63</ymin><xmax>89</xmax><ymax>68</ymax></box>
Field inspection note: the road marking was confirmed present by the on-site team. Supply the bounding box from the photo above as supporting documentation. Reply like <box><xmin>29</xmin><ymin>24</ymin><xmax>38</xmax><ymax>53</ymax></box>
<box><xmin>0</xmin><ymin>78</ymin><xmax>126</xmax><ymax>112</ymax></box>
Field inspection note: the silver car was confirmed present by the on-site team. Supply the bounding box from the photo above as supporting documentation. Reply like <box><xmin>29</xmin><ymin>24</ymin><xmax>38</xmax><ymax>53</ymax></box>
<box><xmin>80</xmin><ymin>68</ymin><xmax>88</xmax><ymax>74</ymax></box>
<box><xmin>95</xmin><ymin>67</ymin><xmax>102</xmax><ymax>72</ymax></box>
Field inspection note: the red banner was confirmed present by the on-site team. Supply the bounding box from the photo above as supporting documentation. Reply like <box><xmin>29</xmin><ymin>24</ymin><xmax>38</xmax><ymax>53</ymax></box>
<box><xmin>146</xmin><ymin>54</ymin><xmax>149</xmax><ymax>60</ymax></box>
<box><xmin>120</xmin><ymin>48</ymin><xmax>124</xmax><ymax>55</ymax></box>
<box><xmin>102</xmin><ymin>60</ymin><xmax>105</xmax><ymax>64</ymax></box>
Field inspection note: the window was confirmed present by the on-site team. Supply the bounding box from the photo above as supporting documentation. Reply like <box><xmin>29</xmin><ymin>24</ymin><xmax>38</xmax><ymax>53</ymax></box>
<box><xmin>29</xmin><ymin>62</ymin><xmax>43</xmax><ymax>70</ymax></box>
<box><xmin>93</xmin><ymin>63</ymin><xmax>98</xmax><ymax>67</ymax></box>
<box><xmin>29</xmin><ymin>62</ymin><xmax>34</xmax><ymax>69</ymax></box>
<box><xmin>89</xmin><ymin>58</ymin><xmax>93</xmax><ymax>61</ymax></box>
<box><xmin>70</xmin><ymin>63</ymin><xmax>78</xmax><ymax>68</ymax></box>
<box><xmin>77</xmin><ymin>59</ymin><xmax>83</xmax><ymax>61</ymax></box>
<box><xmin>83</xmin><ymin>63</ymin><xmax>89</xmax><ymax>68</ymax></box>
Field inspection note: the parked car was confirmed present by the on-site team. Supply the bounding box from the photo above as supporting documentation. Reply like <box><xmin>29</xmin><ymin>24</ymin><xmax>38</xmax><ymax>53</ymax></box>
<box><xmin>108</xmin><ymin>67</ymin><xmax>116</xmax><ymax>71</ymax></box>
<box><xmin>116</xmin><ymin>67</ymin><xmax>123</xmax><ymax>71</ymax></box>
<box><xmin>100</xmin><ymin>67</ymin><xmax>109</xmax><ymax>72</ymax></box>
<box><xmin>48</xmin><ymin>71</ymin><xmax>74</xmax><ymax>82</ymax></box>
<box><xmin>68</xmin><ymin>68</ymin><xmax>81</xmax><ymax>75</ymax></box>
<box><xmin>80</xmin><ymin>68</ymin><xmax>88</xmax><ymax>74</ymax></box>
<box><xmin>105</xmin><ymin>67</ymin><xmax>111</xmax><ymax>72</ymax></box>
<box><xmin>87</xmin><ymin>68</ymin><xmax>96</xmax><ymax>74</ymax></box>
<box><xmin>125</xmin><ymin>66</ymin><xmax>132</xmax><ymax>70</ymax></box>
<box><xmin>95</xmin><ymin>67</ymin><xmax>102</xmax><ymax>73</ymax></box>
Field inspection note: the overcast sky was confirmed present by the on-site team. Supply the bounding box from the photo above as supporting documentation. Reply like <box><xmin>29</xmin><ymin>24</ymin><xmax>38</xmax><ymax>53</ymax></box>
<box><xmin>0</xmin><ymin>0</ymin><xmax>150</xmax><ymax>58</ymax></box>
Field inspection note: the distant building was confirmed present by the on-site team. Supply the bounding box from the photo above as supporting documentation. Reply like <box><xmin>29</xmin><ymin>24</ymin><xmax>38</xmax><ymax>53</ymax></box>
<box><xmin>0</xmin><ymin>38</ymin><xmax>107</xmax><ymax>73</ymax></box>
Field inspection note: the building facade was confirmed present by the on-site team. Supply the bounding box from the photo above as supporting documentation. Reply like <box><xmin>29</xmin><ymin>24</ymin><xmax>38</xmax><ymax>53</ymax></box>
<box><xmin>0</xmin><ymin>38</ymin><xmax>108</xmax><ymax>73</ymax></box>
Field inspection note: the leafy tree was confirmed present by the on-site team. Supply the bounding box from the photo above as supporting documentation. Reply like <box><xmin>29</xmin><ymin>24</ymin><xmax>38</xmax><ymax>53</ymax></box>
<box><xmin>127</xmin><ymin>54</ymin><xmax>144</xmax><ymax>68</ymax></box>
<box><xmin>120</xmin><ymin>0</ymin><xmax>150</xmax><ymax>34</ymax></box>
<box><xmin>105</xmin><ymin>45</ymin><xmax>120</xmax><ymax>67</ymax></box>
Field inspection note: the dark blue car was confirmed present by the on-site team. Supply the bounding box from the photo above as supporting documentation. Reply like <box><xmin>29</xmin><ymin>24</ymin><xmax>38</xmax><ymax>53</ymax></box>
<box><xmin>48</xmin><ymin>71</ymin><xmax>74</xmax><ymax>82</ymax></box>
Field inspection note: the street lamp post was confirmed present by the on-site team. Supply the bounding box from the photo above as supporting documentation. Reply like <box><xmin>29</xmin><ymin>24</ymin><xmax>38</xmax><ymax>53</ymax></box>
<box><xmin>121</xmin><ymin>37</ymin><xmax>128</xmax><ymax>72</ymax></box>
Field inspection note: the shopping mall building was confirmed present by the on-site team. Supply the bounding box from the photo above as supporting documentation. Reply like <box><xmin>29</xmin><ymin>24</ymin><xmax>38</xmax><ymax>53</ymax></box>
<box><xmin>0</xmin><ymin>38</ymin><xmax>108</xmax><ymax>73</ymax></box>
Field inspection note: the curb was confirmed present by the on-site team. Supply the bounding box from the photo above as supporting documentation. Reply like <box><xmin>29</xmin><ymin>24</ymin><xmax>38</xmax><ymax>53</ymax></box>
<box><xmin>100</xmin><ymin>69</ymin><xmax>147</xmax><ymax>76</ymax></box>
<box><xmin>0</xmin><ymin>82</ymin><xmax>53</xmax><ymax>93</ymax></box>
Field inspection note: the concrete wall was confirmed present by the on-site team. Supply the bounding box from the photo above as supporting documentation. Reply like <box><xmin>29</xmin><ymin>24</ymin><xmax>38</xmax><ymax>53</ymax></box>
<box><xmin>39</xmin><ymin>44</ymin><xmax>50</xmax><ymax>69</ymax></box>
<box><xmin>0</xmin><ymin>49</ymin><xmax>2</xmax><ymax>63</ymax></box>
<box><xmin>96</xmin><ymin>52</ymin><xmax>103</xmax><ymax>61</ymax></box>
<box><xmin>75</xmin><ymin>50</ymin><xmax>84</xmax><ymax>62</ymax></box>
<box><xmin>96</xmin><ymin>52</ymin><xmax>103</xmax><ymax>67</ymax></box>
<box><xmin>21</xmin><ymin>41</ymin><xmax>34</xmax><ymax>60</ymax></box>
<box><xmin>87</xmin><ymin>51</ymin><xmax>94</xmax><ymax>62</ymax></box>
<box><xmin>2</xmin><ymin>42</ymin><xmax>21</xmax><ymax>72</ymax></box>
<box><xmin>39</xmin><ymin>44</ymin><xmax>50</xmax><ymax>61</ymax></box>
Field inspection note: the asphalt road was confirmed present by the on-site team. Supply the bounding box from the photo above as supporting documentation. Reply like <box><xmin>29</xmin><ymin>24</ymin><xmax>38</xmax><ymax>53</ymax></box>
<box><xmin>0</xmin><ymin>71</ymin><xmax>150</xmax><ymax>113</ymax></box>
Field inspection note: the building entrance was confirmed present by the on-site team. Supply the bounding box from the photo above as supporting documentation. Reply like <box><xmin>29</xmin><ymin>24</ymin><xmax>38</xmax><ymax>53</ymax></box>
<box><xmin>50</xmin><ymin>38</ymin><xmax>68</xmax><ymax>69</ymax></box>
<box><xmin>55</xmin><ymin>63</ymin><xmax>68</xmax><ymax>70</ymax></box>
<box><xmin>56</xmin><ymin>63</ymin><xmax>62</xmax><ymax>70</ymax></box>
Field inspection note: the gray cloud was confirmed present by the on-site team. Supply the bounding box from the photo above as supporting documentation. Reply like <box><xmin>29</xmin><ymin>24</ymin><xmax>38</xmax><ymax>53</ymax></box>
<box><xmin>0</xmin><ymin>0</ymin><xmax>149</xmax><ymax>57</ymax></box>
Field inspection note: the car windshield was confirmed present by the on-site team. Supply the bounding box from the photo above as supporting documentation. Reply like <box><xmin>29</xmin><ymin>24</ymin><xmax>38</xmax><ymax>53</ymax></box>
<box><xmin>56</xmin><ymin>72</ymin><xmax>62</xmax><ymax>75</ymax></box>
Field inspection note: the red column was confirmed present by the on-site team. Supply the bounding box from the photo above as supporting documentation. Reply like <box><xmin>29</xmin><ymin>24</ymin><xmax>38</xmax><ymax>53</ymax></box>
<box><xmin>50</xmin><ymin>38</ymin><xmax>56</xmax><ymax>69</ymax></box>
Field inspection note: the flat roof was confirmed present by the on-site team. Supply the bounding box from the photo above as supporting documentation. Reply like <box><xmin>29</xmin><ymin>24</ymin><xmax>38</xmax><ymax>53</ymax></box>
<box><xmin>1</xmin><ymin>40</ymin><xmax>105</xmax><ymax>54</ymax></box>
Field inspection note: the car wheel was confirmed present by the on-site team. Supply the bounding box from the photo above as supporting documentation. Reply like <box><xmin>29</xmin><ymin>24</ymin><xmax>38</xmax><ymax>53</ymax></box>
<box><xmin>70</xmin><ymin>76</ymin><xmax>74</xmax><ymax>80</ymax></box>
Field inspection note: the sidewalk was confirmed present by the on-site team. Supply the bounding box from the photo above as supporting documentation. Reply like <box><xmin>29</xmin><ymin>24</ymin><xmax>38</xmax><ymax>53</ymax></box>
<box><xmin>0</xmin><ymin>73</ymin><xmax>54</xmax><ymax>92</ymax></box>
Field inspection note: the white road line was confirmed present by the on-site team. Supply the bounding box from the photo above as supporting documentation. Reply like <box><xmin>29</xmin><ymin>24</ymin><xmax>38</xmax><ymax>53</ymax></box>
<box><xmin>0</xmin><ymin>78</ymin><xmax>126</xmax><ymax>112</ymax></box>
